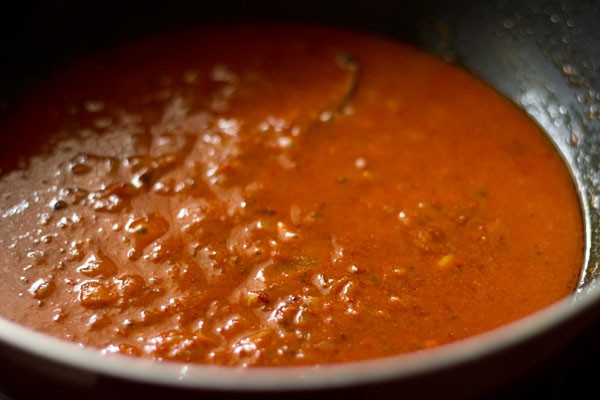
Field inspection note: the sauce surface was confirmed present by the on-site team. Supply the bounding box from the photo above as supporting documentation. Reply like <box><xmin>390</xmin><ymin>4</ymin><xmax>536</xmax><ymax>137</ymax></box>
<box><xmin>0</xmin><ymin>25</ymin><xmax>583</xmax><ymax>366</ymax></box>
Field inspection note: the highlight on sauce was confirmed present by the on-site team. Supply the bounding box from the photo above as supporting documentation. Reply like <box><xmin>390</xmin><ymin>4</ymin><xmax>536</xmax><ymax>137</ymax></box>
<box><xmin>0</xmin><ymin>25</ymin><xmax>583</xmax><ymax>366</ymax></box>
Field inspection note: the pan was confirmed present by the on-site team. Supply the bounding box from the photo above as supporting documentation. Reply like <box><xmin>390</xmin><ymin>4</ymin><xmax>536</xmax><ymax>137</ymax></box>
<box><xmin>0</xmin><ymin>0</ymin><xmax>599</xmax><ymax>398</ymax></box>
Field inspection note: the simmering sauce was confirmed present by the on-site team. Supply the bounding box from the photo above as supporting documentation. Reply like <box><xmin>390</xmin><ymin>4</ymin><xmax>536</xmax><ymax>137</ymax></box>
<box><xmin>0</xmin><ymin>25</ymin><xmax>583</xmax><ymax>366</ymax></box>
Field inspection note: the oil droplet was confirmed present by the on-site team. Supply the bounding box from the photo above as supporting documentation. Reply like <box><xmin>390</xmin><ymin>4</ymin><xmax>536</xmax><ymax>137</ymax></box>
<box><xmin>29</xmin><ymin>278</ymin><xmax>55</xmax><ymax>299</ymax></box>
<box><xmin>79</xmin><ymin>281</ymin><xmax>117</xmax><ymax>308</ymax></box>
<box><xmin>77</xmin><ymin>252</ymin><xmax>118</xmax><ymax>278</ymax></box>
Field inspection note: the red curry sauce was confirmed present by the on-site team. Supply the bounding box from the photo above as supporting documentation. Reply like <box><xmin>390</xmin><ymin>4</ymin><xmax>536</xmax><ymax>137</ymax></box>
<box><xmin>0</xmin><ymin>25</ymin><xmax>583</xmax><ymax>366</ymax></box>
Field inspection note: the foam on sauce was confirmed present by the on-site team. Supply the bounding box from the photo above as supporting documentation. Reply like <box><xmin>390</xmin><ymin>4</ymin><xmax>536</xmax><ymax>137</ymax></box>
<box><xmin>0</xmin><ymin>25</ymin><xmax>583</xmax><ymax>366</ymax></box>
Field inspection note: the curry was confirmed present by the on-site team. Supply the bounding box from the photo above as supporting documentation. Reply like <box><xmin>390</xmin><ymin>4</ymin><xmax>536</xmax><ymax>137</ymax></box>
<box><xmin>0</xmin><ymin>25</ymin><xmax>583</xmax><ymax>366</ymax></box>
